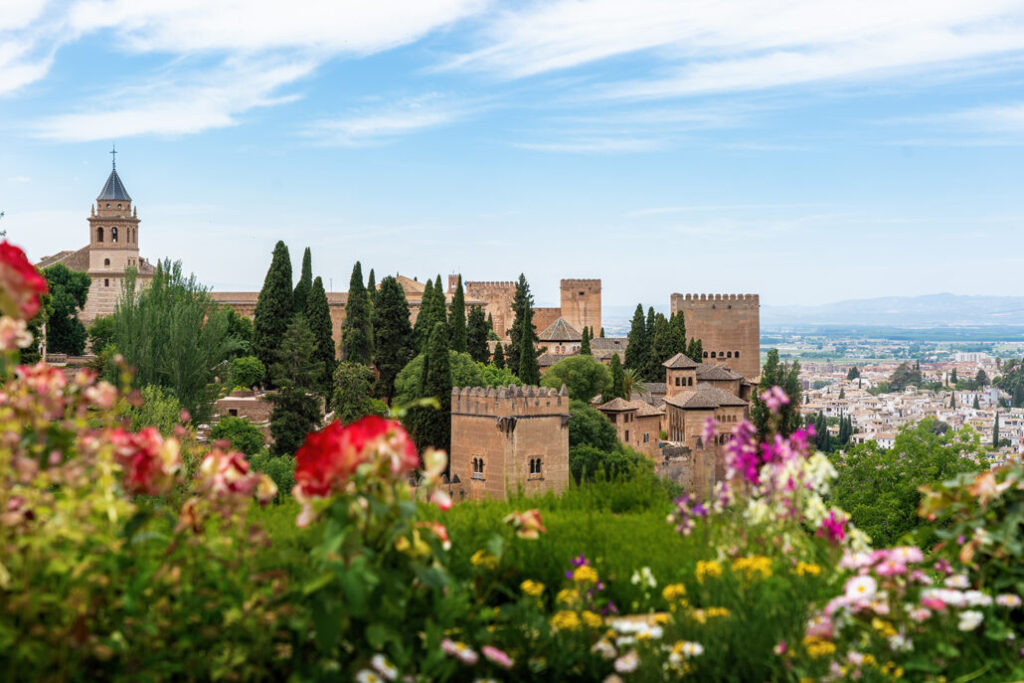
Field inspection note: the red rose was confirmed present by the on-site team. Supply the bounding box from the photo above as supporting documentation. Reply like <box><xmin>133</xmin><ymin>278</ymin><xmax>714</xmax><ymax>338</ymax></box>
<box><xmin>109</xmin><ymin>426</ymin><xmax>181</xmax><ymax>496</ymax></box>
<box><xmin>294</xmin><ymin>416</ymin><xmax>419</xmax><ymax>498</ymax></box>
<box><xmin>0</xmin><ymin>241</ymin><xmax>48</xmax><ymax>320</ymax></box>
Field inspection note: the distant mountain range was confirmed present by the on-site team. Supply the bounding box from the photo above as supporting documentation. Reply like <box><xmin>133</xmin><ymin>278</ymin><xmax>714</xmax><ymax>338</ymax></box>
<box><xmin>762</xmin><ymin>294</ymin><xmax>1024</xmax><ymax>328</ymax></box>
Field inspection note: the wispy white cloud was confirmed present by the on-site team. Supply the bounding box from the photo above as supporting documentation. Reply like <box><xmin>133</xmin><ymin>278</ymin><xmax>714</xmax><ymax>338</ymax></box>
<box><xmin>305</xmin><ymin>94</ymin><xmax>475</xmax><ymax>146</ymax></box>
<box><xmin>513</xmin><ymin>136</ymin><xmax>663</xmax><ymax>153</ymax></box>
<box><xmin>34</xmin><ymin>57</ymin><xmax>316</xmax><ymax>141</ymax></box>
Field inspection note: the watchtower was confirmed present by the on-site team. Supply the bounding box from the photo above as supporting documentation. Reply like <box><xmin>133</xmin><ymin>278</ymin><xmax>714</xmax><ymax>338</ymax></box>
<box><xmin>560</xmin><ymin>279</ymin><xmax>601</xmax><ymax>337</ymax></box>
<box><xmin>670</xmin><ymin>293</ymin><xmax>760</xmax><ymax>380</ymax></box>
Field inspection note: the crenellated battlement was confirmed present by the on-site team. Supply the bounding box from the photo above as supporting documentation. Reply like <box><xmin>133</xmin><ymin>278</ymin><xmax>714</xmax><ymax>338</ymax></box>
<box><xmin>465</xmin><ymin>281</ymin><xmax>517</xmax><ymax>289</ymax></box>
<box><xmin>451</xmin><ymin>384</ymin><xmax>569</xmax><ymax>418</ymax></box>
<box><xmin>671</xmin><ymin>293</ymin><xmax>759</xmax><ymax>307</ymax></box>
<box><xmin>561</xmin><ymin>278</ymin><xmax>601</xmax><ymax>287</ymax></box>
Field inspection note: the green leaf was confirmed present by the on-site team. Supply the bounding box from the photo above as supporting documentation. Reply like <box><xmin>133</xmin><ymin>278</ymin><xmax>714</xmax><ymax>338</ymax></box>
<box><xmin>312</xmin><ymin>598</ymin><xmax>343</xmax><ymax>651</ymax></box>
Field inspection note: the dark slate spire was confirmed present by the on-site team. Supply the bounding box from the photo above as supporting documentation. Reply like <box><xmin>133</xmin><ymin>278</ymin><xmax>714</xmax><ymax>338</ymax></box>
<box><xmin>97</xmin><ymin>146</ymin><xmax>131</xmax><ymax>201</ymax></box>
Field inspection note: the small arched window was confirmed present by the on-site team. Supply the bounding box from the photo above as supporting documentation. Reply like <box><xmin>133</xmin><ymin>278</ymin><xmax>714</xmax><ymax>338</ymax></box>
<box><xmin>727</xmin><ymin>351</ymin><xmax>733</xmax><ymax>358</ymax></box>
<box><xmin>735</xmin><ymin>351</ymin><xmax>741</xmax><ymax>358</ymax></box>
<box><xmin>104</xmin><ymin>279</ymin><xmax>109</xmax><ymax>287</ymax></box>
<box><xmin>710</xmin><ymin>351</ymin><xmax>717</xmax><ymax>358</ymax></box>
<box><xmin>96</xmin><ymin>227</ymin><xmax>104</xmax><ymax>242</ymax></box>
<box><xmin>117</xmin><ymin>203</ymin><xmax>122</xmax><ymax>210</ymax></box>
<box><xmin>111</xmin><ymin>227</ymin><xmax>119</xmax><ymax>243</ymax></box>
<box><xmin>104</xmin><ymin>258</ymin><xmax>110</xmax><ymax>266</ymax></box>
<box><xmin>703</xmin><ymin>351</ymin><xmax>709</xmax><ymax>358</ymax></box>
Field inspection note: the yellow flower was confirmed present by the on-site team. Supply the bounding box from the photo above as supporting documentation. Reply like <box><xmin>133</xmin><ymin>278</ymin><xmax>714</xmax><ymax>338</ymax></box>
<box><xmin>802</xmin><ymin>636</ymin><xmax>836</xmax><ymax>659</ymax></box>
<box><xmin>663</xmin><ymin>583</ymin><xmax>688</xmax><ymax>602</ymax></box>
<box><xmin>521</xmin><ymin>580</ymin><xmax>545</xmax><ymax>597</ymax></box>
<box><xmin>870</xmin><ymin>618</ymin><xmax>897</xmax><ymax>638</ymax></box>
<box><xmin>690</xmin><ymin>609</ymin><xmax>706</xmax><ymax>625</ymax></box>
<box><xmin>652</xmin><ymin>613</ymin><xmax>670</xmax><ymax>625</ymax></box>
<box><xmin>732</xmin><ymin>555</ymin><xmax>773</xmax><ymax>580</ymax></box>
<box><xmin>556</xmin><ymin>588</ymin><xmax>579</xmax><ymax>606</ymax></box>
<box><xmin>573</xmin><ymin>565</ymin><xmax>599</xmax><ymax>584</ymax></box>
<box><xmin>550</xmin><ymin>610</ymin><xmax>581</xmax><ymax>631</ymax></box>
<box><xmin>471</xmin><ymin>550</ymin><xmax>499</xmax><ymax>570</ymax></box>
<box><xmin>705</xmin><ymin>607</ymin><xmax>730</xmax><ymax>619</ymax></box>
<box><xmin>696</xmin><ymin>560</ymin><xmax>722</xmax><ymax>584</ymax></box>
<box><xmin>581</xmin><ymin>610</ymin><xmax>603</xmax><ymax>629</ymax></box>
<box><xmin>795</xmin><ymin>562</ymin><xmax>821</xmax><ymax>577</ymax></box>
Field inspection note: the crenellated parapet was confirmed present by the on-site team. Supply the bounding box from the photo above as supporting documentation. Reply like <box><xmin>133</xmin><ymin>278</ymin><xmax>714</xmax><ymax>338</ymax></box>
<box><xmin>671</xmin><ymin>293</ymin><xmax>759</xmax><ymax>308</ymax></box>
<box><xmin>451</xmin><ymin>384</ymin><xmax>569</xmax><ymax>419</ymax></box>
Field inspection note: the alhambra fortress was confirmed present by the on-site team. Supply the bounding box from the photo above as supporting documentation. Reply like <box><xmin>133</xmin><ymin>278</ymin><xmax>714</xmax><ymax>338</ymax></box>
<box><xmin>37</xmin><ymin>162</ymin><xmax>761</xmax><ymax>502</ymax></box>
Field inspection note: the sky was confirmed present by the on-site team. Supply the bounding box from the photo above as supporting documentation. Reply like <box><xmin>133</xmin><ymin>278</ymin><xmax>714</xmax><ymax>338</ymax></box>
<box><xmin>3</xmin><ymin>1</ymin><xmax>1024</xmax><ymax>311</ymax></box>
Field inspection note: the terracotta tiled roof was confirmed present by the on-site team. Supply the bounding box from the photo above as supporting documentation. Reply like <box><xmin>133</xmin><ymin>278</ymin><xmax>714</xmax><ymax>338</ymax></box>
<box><xmin>591</xmin><ymin>337</ymin><xmax>626</xmax><ymax>350</ymax></box>
<box><xmin>598</xmin><ymin>396</ymin><xmax>664</xmax><ymax>417</ymax></box>
<box><xmin>696</xmin><ymin>364</ymin><xmax>744</xmax><ymax>381</ymax></box>
<box><xmin>597</xmin><ymin>397</ymin><xmax>632</xmax><ymax>411</ymax></box>
<box><xmin>664</xmin><ymin>382</ymin><xmax>748</xmax><ymax>410</ymax></box>
<box><xmin>537</xmin><ymin>352</ymin><xmax>573</xmax><ymax>367</ymax></box>
<box><xmin>663</xmin><ymin>353</ymin><xmax>699</xmax><ymax>369</ymax></box>
<box><xmin>36</xmin><ymin>246</ymin><xmax>90</xmax><ymax>272</ymax></box>
<box><xmin>538</xmin><ymin>317</ymin><xmax>581</xmax><ymax>341</ymax></box>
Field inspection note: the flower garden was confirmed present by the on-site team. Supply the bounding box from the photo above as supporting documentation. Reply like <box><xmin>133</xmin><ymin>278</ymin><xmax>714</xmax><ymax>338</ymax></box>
<box><xmin>1</xmin><ymin>240</ymin><xmax>1022</xmax><ymax>681</ymax></box>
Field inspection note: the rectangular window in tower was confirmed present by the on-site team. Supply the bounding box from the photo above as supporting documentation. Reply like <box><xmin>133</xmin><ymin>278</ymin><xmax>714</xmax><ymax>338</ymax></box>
<box><xmin>625</xmin><ymin>430</ymin><xmax>629</xmax><ymax>442</ymax></box>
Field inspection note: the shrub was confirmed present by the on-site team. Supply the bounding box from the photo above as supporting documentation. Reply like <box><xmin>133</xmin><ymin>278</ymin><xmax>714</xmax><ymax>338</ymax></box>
<box><xmin>127</xmin><ymin>384</ymin><xmax>185</xmax><ymax>435</ymax></box>
<box><xmin>248</xmin><ymin>451</ymin><xmax>295</xmax><ymax>501</ymax></box>
<box><xmin>209</xmin><ymin>415</ymin><xmax>265</xmax><ymax>455</ymax></box>
<box><xmin>568</xmin><ymin>399</ymin><xmax>617</xmax><ymax>450</ymax></box>
<box><xmin>541</xmin><ymin>354</ymin><xmax>610</xmax><ymax>402</ymax></box>
<box><xmin>228</xmin><ymin>355</ymin><xmax>266</xmax><ymax>390</ymax></box>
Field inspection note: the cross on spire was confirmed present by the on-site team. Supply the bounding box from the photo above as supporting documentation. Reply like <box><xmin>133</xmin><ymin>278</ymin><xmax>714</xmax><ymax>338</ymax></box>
<box><xmin>110</xmin><ymin>144</ymin><xmax>117</xmax><ymax>170</ymax></box>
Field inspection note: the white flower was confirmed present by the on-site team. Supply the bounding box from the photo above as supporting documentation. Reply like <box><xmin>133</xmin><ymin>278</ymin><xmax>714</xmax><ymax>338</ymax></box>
<box><xmin>922</xmin><ymin>588</ymin><xmax>967</xmax><ymax>608</ymax></box>
<box><xmin>945</xmin><ymin>574</ymin><xmax>970</xmax><ymax>589</ymax></box>
<box><xmin>356</xmin><ymin>670</ymin><xmax>383</xmax><ymax>683</ymax></box>
<box><xmin>996</xmin><ymin>594</ymin><xmax>1022</xmax><ymax>608</ymax></box>
<box><xmin>592</xmin><ymin>639</ymin><xmax>617</xmax><ymax>659</ymax></box>
<box><xmin>844</xmin><ymin>575</ymin><xmax>878</xmax><ymax>601</ymax></box>
<box><xmin>848</xmin><ymin>528</ymin><xmax>872</xmax><ymax>552</ymax></box>
<box><xmin>804</xmin><ymin>453</ymin><xmax>838</xmax><ymax>493</ymax></box>
<box><xmin>958</xmin><ymin>610</ymin><xmax>984</xmax><ymax>632</ymax></box>
<box><xmin>804</xmin><ymin>494</ymin><xmax>828</xmax><ymax>526</ymax></box>
<box><xmin>371</xmin><ymin>654</ymin><xmax>398</xmax><ymax>681</ymax></box>
<box><xmin>839</xmin><ymin>551</ymin><xmax>874</xmax><ymax>570</ymax></box>
<box><xmin>888</xmin><ymin>633</ymin><xmax>913</xmax><ymax>652</ymax></box>
<box><xmin>744</xmin><ymin>499</ymin><xmax>772</xmax><ymax>525</ymax></box>
<box><xmin>963</xmin><ymin>590</ymin><xmax>993</xmax><ymax>607</ymax></box>
<box><xmin>680</xmin><ymin>641</ymin><xmax>704</xmax><ymax>657</ymax></box>
<box><xmin>614</xmin><ymin>650</ymin><xmax>639</xmax><ymax>673</ymax></box>
<box><xmin>616</xmin><ymin>636</ymin><xmax>636</xmax><ymax>648</ymax></box>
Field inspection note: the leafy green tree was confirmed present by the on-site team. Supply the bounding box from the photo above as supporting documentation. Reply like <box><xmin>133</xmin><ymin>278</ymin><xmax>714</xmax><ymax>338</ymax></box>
<box><xmin>292</xmin><ymin>247</ymin><xmax>312</xmax><ymax>315</ymax></box>
<box><xmin>541</xmin><ymin>355</ymin><xmax>611</xmax><ymax>402</ymax></box>
<box><xmin>88</xmin><ymin>314</ymin><xmax>115</xmax><ymax>354</ymax></box>
<box><xmin>405</xmin><ymin>322</ymin><xmax>452</xmax><ymax>452</ymax></box>
<box><xmin>579</xmin><ymin>326</ymin><xmax>592</xmax><ymax>355</ymax></box>
<box><xmin>750</xmin><ymin>349</ymin><xmax>802</xmax><ymax>438</ymax></box>
<box><xmin>493</xmin><ymin>342</ymin><xmax>505</xmax><ymax>370</ymax></box>
<box><xmin>269</xmin><ymin>315</ymin><xmax>323</xmax><ymax>456</ymax></box>
<box><xmin>394</xmin><ymin>350</ymin><xmax>483</xmax><ymax>405</ymax></box>
<box><xmin>838</xmin><ymin>387</ymin><xmax>846</xmax><ymax>400</ymax></box>
<box><xmin>622</xmin><ymin>367</ymin><xmax>644</xmax><ymax>400</ymax></box>
<box><xmin>224</xmin><ymin>306</ymin><xmax>254</xmax><ymax>357</ymax></box>
<box><xmin>507</xmin><ymin>274</ymin><xmax>538</xmax><ymax>380</ymax></box>
<box><xmin>973</xmin><ymin>394</ymin><xmax>980</xmax><ymax>410</ymax></box>
<box><xmin>466</xmin><ymin>305</ymin><xmax>490</xmax><ymax>363</ymax></box>
<box><xmin>372</xmin><ymin>275</ymin><xmax>416</xmax><ymax>402</ymax></box>
<box><xmin>995</xmin><ymin>358</ymin><xmax>1024</xmax><ymax>407</ymax></box>
<box><xmin>624</xmin><ymin>304</ymin><xmax>649</xmax><ymax>375</ymax></box>
<box><xmin>950</xmin><ymin>368</ymin><xmax>958</xmax><ymax>384</ymax></box>
<box><xmin>228</xmin><ymin>355</ymin><xmax>266</xmax><ymax>390</ymax></box>
<box><xmin>974</xmin><ymin>368</ymin><xmax>989</xmax><ymax>387</ymax></box>
<box><xmin>332</xmin><ymin>362</ymin><xmax>388</xmax><ymax>425</ymax></box>
<box><xmin>253</xmin><ymin>241</ymin><xmax>293</xmax><ymax>377</ymax></box>
<box><xmin>668</xmin><ymin>312</ymin><xmax>688</xmax><ymax>355</ymax></box>
<box><xmin>608</xmin><ymin>353</ymin><xmax>626</xmax><ymax>400</ymax></box>
<box><xmin>889</xmin><ymin>362</ymin><xmax>923</xmax><ymax>392</ymax></box>
<box><xmin>568</xmin><ymin>399</ymin><xmax>617</xmax><ymax>451</ymax></box>
<box><xmin>210</xmin><ymin>416</ymin><xmax>265</xmax><ymax>456</ymax></box>
<box><xmin>830</xmin><ymin>419</ymin><xmax>983</xmax><ymax>546</ymax></box>
<box><xmin>306</xmin><ymin>276</ymin><xmax>336</xmax><ymax>394</ymax></box>
<box><xmin>570</xmin><ymin>444</ymin><xmax>646</xmax><ymax>484</ymax></box>
<box><xmin>41</xmin><ymin>264</ymin><xmax>91</xmax><ymax>355</ymax></box>
<box><xmin>449</xmin><ymin>275</ymin><xmax>467</xmax><ymax>353</ymax></box>
<box><xmin>518</xmin><ymin>327</ymin><xmax>540</xmax><ymax>385</ymax></box>
<box><xmin>342</xmin><ymin>262</ymin><xmax>373</xmax><ymax>365</ymax></box>
<box><xmin>847</xmin><ymin>366</ymin><xmax>861</xmax><ymax>381</ymax></box>
<box><xmin>112</xmin><ymin>261</ymin><xmax>240</xmax><ymax>423</ymax></box>
<box><xmin>127</xmin><ymin>385</ymin><xmax>184</xmax><ymax>436</ymax></box>
<box><xmin>476</xmin><ymin>362</ymin><xmax>521</xmax><ymax>388</ymax></box>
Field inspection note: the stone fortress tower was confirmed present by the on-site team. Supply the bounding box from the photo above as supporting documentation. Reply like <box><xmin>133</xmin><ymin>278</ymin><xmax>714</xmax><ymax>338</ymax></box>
<box><xmin>670</xmin><ymin>293</ymin><xmax>760</xmax><ymax>380</ymax></box>
<box><xmin>458</xmin><ymin>277</ymin><xmax>602</xmax><ymax>340</ymax></box>
<box><xmin>559</xmin><ymin>279</ymin><xmax>601</xmax><ymax>336</ymax></box>
<box><xmin>36</xmin><ymin>150</ymin><xmax>154</xmax><ymax>326</ymax></box>
<box><xmin>448</xmin><ymin>385</ymin><xmax>570</xmax><ymax>501</ymax></box>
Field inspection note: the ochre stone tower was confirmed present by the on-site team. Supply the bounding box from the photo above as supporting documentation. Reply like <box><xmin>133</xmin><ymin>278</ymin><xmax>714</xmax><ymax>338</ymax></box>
<box><xmin>670</xmin><ymin>293</ymin><xmax>760</xmax><ymax>380</ymax></box>
<box><xmin>463</xmin><ymin>281</ymin><xmax>517</xmax><ymax>338</ymax></box>
<box><xmin>560</xmin><ymin>279</ymin><xmax>601</xmax><ymax>336</ymax></box>
<box><xmin>449</xmin><ymin>385</ymin><xmax>570</xmax><ymax>501</ymax></box>
<box><xmin>81</xmin><ymin>161</ymin><xmax>143</xmax><ymax>325</ymax></box>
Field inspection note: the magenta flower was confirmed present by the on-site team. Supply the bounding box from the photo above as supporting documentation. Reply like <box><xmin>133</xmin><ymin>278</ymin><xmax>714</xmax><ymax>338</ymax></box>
<box><xmin>816</xmin><ymin>510</ymin><xmax>847</xmax><ymax>545</ymax></box>
<box><xmin>482</xmin><ymin>645</ymin><xmax>514</xmax><ymax>669</ymax></box>
<box><xmin>760</xmin><ymin>386</ymin><xmax>790</xmax><ymax>414</ymax></box>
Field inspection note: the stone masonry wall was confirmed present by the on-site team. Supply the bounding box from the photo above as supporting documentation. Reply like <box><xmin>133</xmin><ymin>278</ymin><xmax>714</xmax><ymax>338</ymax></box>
<box><xmin>560</xmin><ymin>279</ymin><xmax>601</xmax><ymax>336</ymax></box>
<box><xmin>670</xmin><ymin>293</ymin><xmax>760</xmax><ymax>380</ymax></box>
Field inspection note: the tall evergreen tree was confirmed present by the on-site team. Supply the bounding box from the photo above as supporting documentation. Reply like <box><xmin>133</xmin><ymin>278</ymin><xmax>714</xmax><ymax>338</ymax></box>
<box><xmin>647</xmin><ymin>313</ymin><xmax>674</xmax><ymax>380</ymax></box>
<box><xmin>580</xmin><ymin>326</ymin><xmax>592</xmax><ymax>355</ymax></box>
<box><xmin>507</xmin><ymin>274</ymin><xmax>538</xmax><ymax>378</ymax></box>
<box><xmin>372</xmin><ymin>276</ymin><xmax>415</xmax><ymax>402</ymax></box>
<box><xmin>608</xmin><ymin>353</ymin><xmax>626</xmax><ymax>400</ymax></box>
<box><xmin>993</xmin><ymin>412</ymin><xmax>1000</xmax><ymax>447</ymax></box>
<box><xmin>253</xmin><ymin>241</ymin><xmax>293</xmax><ymax>379</ymax></box>
<box><xmin>466</xmin><ymin>304</ymin><xmax>490</xmax><ymax>363</ymax></box>
<box><xmin>624</xmin><ymin>304</ymin><xmax>649</xmax><ymax>374</ymax></box>
<box><xmin>668</xmin><ymin>311</ymin><xmax>687</xmax><ymax>356</ymax></box>
<box><xmin>366</xmin><ymin>268</ymin><xmax>377</xmax><ymax>307</ymax></box>
<box><xmin>950</xmin><ymin>392</ymin><xmax>957</xmax><ymax>409</ymax></box>
<box><xmin>306</xmin><ymin>276</ymin><xmax>336</xmax><ymax>396</ymax></box>
<box><xmin>269</xmin><ymin>315</ymin><xmax>322</xmax><ymax>456</ymax></box>
<box><xmin>449</xmin><ymin>275</ymin><xmax>467</xmax><ymax>352</ymax></box>
<box><xmin>406</xmin><ymin>322</ymin><xmax>452</xmax><ymax>452</ymax></box>
<box><xmin>972</xmin><ymin>394</ymin><xmax>980</xmax><ymax>409</ymax></box>
<box><xmin>413</xmin><ymin>278</ymin><xmax>436</xmax><ymax>351</ymax></box>
<box><xmin>342</xmin><ymin>261</ymin><xmax>373</xmax><ymax>364</ymax></box>
<box><xmin>493</xmin><ymin>341</ymin><xmax>506</xmax><ymax>369</ymax></box>
<box><xmin>751</xmin><ymin>349</ymin><xmax>803</xmax><ymax>438</ymax></box>
<box><xmin>292</xmin><ymin>247</ymin><xmax>312</xmax><ymax>315</ymax></box>
<box><xmin>518</xmin><ymin>322</ymin><xmax>540</xmax><ymax>385</ymax></box>
<box><xmin>432</xmin><ymin>275</ymin><xmax>447</xmax><ymax>329</ymax></box>
<box><xmin>686</xmin><ymin>338</ymin><xmax>704</xmax><ymax>363</ymax></box>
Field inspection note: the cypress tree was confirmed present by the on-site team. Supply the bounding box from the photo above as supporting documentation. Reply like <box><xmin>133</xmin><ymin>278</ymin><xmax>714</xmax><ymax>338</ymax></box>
<box><xmin>367</xmin><ymin>268</ymin><xmax>377</xmax><ymax>307</ymax></box>
<box><xmin>580</xmin><ymin>326</ymin><xmax>592</xmax><ymax>355</ymax></box>
<box><xmin>269</xmin><ymin>315</ymin><xmax>322</xmax><ymax>456</ymax></box>
<box><xmin>413</xmin><ymin>278</ymin><xmax>436</xmax><ymax>351</ymax></box>
<box><xmin>253</xmin><ymin>241</ymin><xmax>293</xmax><ymax>380</ymax></box>
<box><xmin>306</xmin><ymin>276</ymin><xmax>336</xmax><ymax>396</ymax></box>
<box><xmin>609</xmin><ymin>353</ymin><xmax>626</xmax><ymax>400</ymax></box>
<box><xmin>600</xmin><ymin>327</ymin><xmax>605</xmax><ymax>338</ymax></box>
<box><xmin>518</xmin><ymin>324</ymin><xmax>540</xmax><ymax>385</ymax></box>
<box><xmin>993</xmin><ymin>412</ymin><xmax>1000</xmax><ymax>447</ymax></box>
<box><xmin>372</xmin><ymin>276</ymin><xmax>415</xmax><ymax>402</ymax></box>
<box><xmin>342</xmin><ymin>261</ymin><xmax>373</xmax><ymax>364</ymax></box>
<box><xmin>686</xmin><ymin>338</ymin><xmax>703</xmax><ymax>364</ymax></box>
<box><xmin>407</xmin><ymin>322</ymin><xmax>452</xmax><ymax>452</ymax></box>
<box><xmin>466</xmin><ymin>305</ymin><xmax>490</xmax><ymax>363</ymax></box>
<box><xmin>648</xmin><ymin>313</ymin><xmax>674</xmax><ymax>380</ymax></box>
<box><xmin>972</xmin><ymin>395</ymin><xmax>980</xmax><ymax>409</ymax></box>
<box><xmin>669</xmin><ymin>311</ymin><xmax>687</xmax><ymax>356</ymax></box>
<box><xmin>839</xmin><ymin>387</ymin><xmax>845</xmax><ymax>399</ymax></box>
<box><xmin>624</xmin><ymin>304</ymin><xmax>649</xmax><ymax>373</ymax></box>
<box><xmin>508</xmin><ymin>274</ymin><xmax>538</xmax><ymax>378</ymax></box>
<box><xmin>292</xmin><ymin>247</ymin><xmax>312</xmax><ymax>315</ymax></box>
<box><xmin>493</xmin><ymin>341</ymin><xmax>506</xmax><ymax>369</ymax></box>
<box><xmin>432</xmin><ymin>275</ymin><xmax>448</xmax><ymax>330</ymax></box>
<box><xmin>950</xmin><ymin>392</ymin><xmax>957</xmax><ymax>409</ymax></box>
<box><xmin>449</xmin><ymin>275</ymin><xmax>467</xmax><ymax>353</ymax></box>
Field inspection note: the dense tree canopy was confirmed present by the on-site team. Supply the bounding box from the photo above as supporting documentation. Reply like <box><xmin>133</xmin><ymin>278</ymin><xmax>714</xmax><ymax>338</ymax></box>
<box><xmin>466</xmin><ymin>305</ymin><xmax>490</xmax><ymax>363</ymax></box>
<box><xmin>292</xmin><ymin>247</ymin><xmax>312</xmax><ymax>315</ymax></box>
<box><xmin>750</xmin><ymin>349</ymin><xmax>802</xmax><ymax>438</ymax></box>
<box><xmin>269</xmin><ymin>315</ymin><xmax>322</xmax><ymax>456</ymax></box>
<box><xmin>889</xmin><ymin>362</ymin><xmax>923</xmax><ymax>392</ymax></box>
<box><xmin>253</xmin><ymin>241</ymin><xmax>293</xmax><ymax>377</ymax></box>
<box><xmin>306</xmin><ymin>276</ymin><xmax>336</xmax><ymax>395</ymax></box>
<box><xmin>624</xmin><ymin>304</ymin><xmax>649</xmax><ymax>375</ymax></box>
<box><xmin>541</xmin><ymin>354</ymin><xmax>611</xmax><ymax>402</ymax></box>
<box><xmin>507</xmin><ymin>274</ymin><xmax>539</xmax><ymax>382</ymax></box>
<box><xmin>210</xmin><ymin>416</ymin><xmax>265</xmax><ymax>456</ymax></box>
<box><xmin>332</xmin><ymin>362</ymin><xmax>387</xmax><ymax>425</ymax></box>
<box><xmin>40</xmin><ymin>264</ymin><xmax>91</xmax><ymax>356</ymax></box>
<box><xmin>449</xmin><ymin>276</ymin><xmax>466</xmax><ymax>353</ymax></box>
<box><xmin>372</xmin><ymin>275</ymin><xmax>416</xmax><ymax>402</ymax></box>
<box><xmin>342</xmin><ymin>262</ymin><xmax>373</xmax><ymax>365</ymax></box>
<box><xmin>405</xmin><ymin>322</ymin><xmax>452</xmax><ymax>453</ymax></box>
<box><xmin>394</xmin><ymin>350</ymin><xmax>483</xmax><ymax>406</ymax></box>
<box><xmin>228</xmin><ymin>355</ymin><xmax>265</xmax><ymax>390</ymax></box>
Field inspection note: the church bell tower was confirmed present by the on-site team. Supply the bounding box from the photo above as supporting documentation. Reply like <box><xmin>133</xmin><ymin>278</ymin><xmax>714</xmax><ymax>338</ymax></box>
<box><xmin>87</xmin><ymin>146</ymin><xmax>141</xmax><ymax>275</ymax></box>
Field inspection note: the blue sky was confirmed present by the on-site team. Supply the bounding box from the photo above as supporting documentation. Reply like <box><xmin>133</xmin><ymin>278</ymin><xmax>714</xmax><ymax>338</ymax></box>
<box><xmin>3</xmin><ymin>1</ymin><xmax>1024</xmax><ymax>310</ymax></box>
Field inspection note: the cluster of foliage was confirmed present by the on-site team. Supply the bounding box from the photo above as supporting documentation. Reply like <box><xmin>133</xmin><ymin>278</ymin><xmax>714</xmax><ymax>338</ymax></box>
<box><xmin>566</xmin><ymin>399</ymin><xmax>648</xmax><ymax>484</ymax></box>
<box><xmin>829</xmin><ymin>418</ymin><xmax>985</xmax><ymax>547</ymax></box>
<box><xmin>995</xmin><ymin>357</ymin><xmax>1024</xmax><ymax>407</ymax></box>
<box><xmin>808</xmin><ymin>412</ymin><xmax>854</xmax><ymax>453</ymax></box>
<box><xmin>624</xmin><ymin>304</ymin><xmax>702</xmax><ymax>381</ymax></box>
<box><xmin>38</xmin><ymin>264</ymin><xmax>91</xmax><ymax>356</ymax></box>
<box><xmin>507</xmin><ymin>274</ymin><xmax>540</xmax><ymax>385</ymax></box>
<box><xmin>750</xmin><ymin>348</ymin><xmax>802</xmax><ymax>437</ymax></box>
<box><xmin>888</xmin><ymin>360</ymin><xmax>924</xmax><ymax>392</ymax></box>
